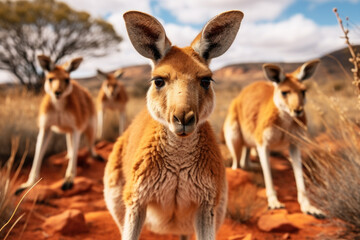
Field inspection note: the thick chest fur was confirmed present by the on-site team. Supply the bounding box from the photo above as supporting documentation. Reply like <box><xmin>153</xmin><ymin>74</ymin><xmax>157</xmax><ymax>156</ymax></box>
<box><xmin>40</xmin><ymin>110</ymin><xmax>78</xmax><ymax>133</ymax></box>
<box><xmin>145</xmin><ymin>144</ymin><xmax>209</xmax><ymax>234</ymax></box>
<box><xmin>117</xmin><ymin>109</ymin><xmax>224</xmax><ymax>234</ymax></box>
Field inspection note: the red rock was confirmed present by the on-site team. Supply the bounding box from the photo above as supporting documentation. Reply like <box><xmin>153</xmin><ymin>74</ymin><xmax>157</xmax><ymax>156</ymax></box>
<box><xmin>282</xmin><ymin>233</ymin><xmax>290</xmax><ymax>239</ymax></box>
<box><xmin>26</xmin><ymin>184</ymin><xmax>61</xmax><ymax>202</ymax></box>
<box><xmin>258</xmin><ymin>210</ymin><xmax>299</xmax><ymax>232</ymax></box>
<box><xmin>243</xmin><ymin>234</ymin><xmax>252</xmax><ymax>240</ymax></box>
<box><xmin>287</xmin><ymin>213</ymin><xmax>320</xmax><ymax>229</ymax></box>
<box><xmin>50</xmin><ymin>177</ymin><xmax>94</xmax><ymax>197</ymax></box>
<box><xmin>42</xmin><ymin>209</ymin><xmax>88</xmax><ymax>235</ymax></box>
<box><xmin>226</xmin><ymin>168</ymin><xmax>252</xmax><ymax>192</ymax></box>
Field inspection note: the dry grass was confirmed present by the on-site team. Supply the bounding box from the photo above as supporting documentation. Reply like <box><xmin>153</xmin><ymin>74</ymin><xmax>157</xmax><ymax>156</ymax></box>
<box><xmin>0</xmin><ymin>85</ymin><xmax>147</xmax><ymax>163</ymax></box>
<box><xmin>0</xmin><ymin>137</ymin><xmax>27</xmax><ymax>238</ymax></box>
<box><xmin>296</xmin><ymin>10</ymin><xmax>360</xmax><ymax>239</ymax></box>
<box><xmin>292</xmin><ymin>86</ymin><xmax>360</xmax><ymax>239</ymax></box>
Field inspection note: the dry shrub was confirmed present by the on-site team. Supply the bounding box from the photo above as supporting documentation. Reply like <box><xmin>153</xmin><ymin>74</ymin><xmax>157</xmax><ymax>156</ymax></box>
<box><xmin>296</xmin><ymin>87</ymin><xmax>360</xmax><ymax>238</ymax></box>
<box><xmin>0</xmin><ymin>137</ymin><xmax>27</xmax><ymax>238</ymax></box>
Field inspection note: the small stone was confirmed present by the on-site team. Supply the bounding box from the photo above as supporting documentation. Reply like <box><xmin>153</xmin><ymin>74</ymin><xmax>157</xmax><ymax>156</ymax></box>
<box><xmin>258</xmin><ymin>210</ymin><xmax>299</xmax><ymax>232</ymax></box>
<box><xmin>42</xmin><ymin>209</ymin><xmax>88</xmax><ymax>235</ymax></box>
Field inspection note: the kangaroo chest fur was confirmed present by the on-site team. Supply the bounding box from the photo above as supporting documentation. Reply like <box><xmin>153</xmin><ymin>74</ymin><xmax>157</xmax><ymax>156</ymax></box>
<box><xmin>119</xmin><ymin>113</ymin><xmax>222</xmax><ymax>234</ymax></box>
<box><xmin>39</xmin><ymin>99</ymin><xmax>77</xmax><ymax>133</ymax></box>
<box><xmin>143</xmin><ymin>131</ymin><xmax>215</xmax><ymax>234</ymax></box>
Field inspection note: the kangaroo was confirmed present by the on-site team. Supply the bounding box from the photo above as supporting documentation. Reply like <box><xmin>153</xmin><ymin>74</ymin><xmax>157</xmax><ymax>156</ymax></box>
<box><xmin>223</xmin><ymin>60</ymin><xmax>324</xmax><ymax>218</ymax></box>
<box><xmin>104</xmin><ymin>10</ymin><xmax>243</xmax><ymax>239</ymax></box>
<box><xmin>16</xmin><ymin>55</ymin><xmax>104</xmax><ymax>194</ymax></box>
<box><xmin>96</xmin><ymin>69</ymin><xmax>128</xmax><ymax>138</ymax></box>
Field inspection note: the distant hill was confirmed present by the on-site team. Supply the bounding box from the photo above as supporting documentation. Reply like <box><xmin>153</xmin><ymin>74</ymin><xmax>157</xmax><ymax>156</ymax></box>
<box><xmin>213</xmin><ymin>46</ymin><xmax>358</xmax><ymax>91</ymax></box>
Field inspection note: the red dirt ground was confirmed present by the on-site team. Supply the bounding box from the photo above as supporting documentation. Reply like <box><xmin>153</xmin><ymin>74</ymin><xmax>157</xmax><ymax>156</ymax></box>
<box><xmin>6</xmin><ymin>141</ymin><xmax>341</xmax><ymax>240</ymax></box>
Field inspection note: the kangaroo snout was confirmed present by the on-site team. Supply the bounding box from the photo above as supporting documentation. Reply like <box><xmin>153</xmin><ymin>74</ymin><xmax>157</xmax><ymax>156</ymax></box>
<box><xmin>293</xmin><ymin>107</ymin><xmax>304</xmax><ymax>117</ymax></box>
<box><xmin>171</xmin><ymin>110</ymin><xmax>197</xmax><ymax>137</ymax></box>
<box><xmin>54</xmin><ymin>91</ymin><xmax>62</xmax><ymax>98</ymax></box>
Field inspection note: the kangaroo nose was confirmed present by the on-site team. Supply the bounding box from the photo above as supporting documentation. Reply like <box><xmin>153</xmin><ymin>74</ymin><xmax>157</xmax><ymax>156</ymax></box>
<box><xmin>173</xmin><ymin>111</ymin><xmax>196</xmax><ymax>126</ymax></box>
<box><xmin>294</xmin><ymin>108</ymin><xmax>303</xmax><ymax>116</ymax></box>
<box><xmin>55</xmin><ymin>91</ymin><xmax>62</xmax><ymax>98</ymax></box>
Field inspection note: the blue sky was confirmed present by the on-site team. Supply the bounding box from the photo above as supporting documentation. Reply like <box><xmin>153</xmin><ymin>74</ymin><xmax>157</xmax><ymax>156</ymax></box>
<box><xmin>1</xmin><ymin>0</ymin><xmax>359</xmax><ymax>81</ymax></box>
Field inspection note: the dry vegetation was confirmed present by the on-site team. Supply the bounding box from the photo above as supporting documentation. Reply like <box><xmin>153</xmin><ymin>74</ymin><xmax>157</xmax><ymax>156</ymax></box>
<box><xmin>296</xmin><ymin>9</ymin><xmax>360</xmax><ymax>239</ymax></box>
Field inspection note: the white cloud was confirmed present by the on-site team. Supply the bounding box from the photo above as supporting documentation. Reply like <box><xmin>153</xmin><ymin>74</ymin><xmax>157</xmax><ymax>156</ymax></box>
<box><xmin>158</xmin><ymin>0</ymin><xmax>295</xmax><ymax>24</ymax></box>
<box><xmin>212</xmin><ymin>14</ymin><xmax>348</xmax><ymax>68</ymax></box>
<box><xmin>60</xmin><ymin>0</ymin><xmax>152</xmax><ymax>17</ymax></box>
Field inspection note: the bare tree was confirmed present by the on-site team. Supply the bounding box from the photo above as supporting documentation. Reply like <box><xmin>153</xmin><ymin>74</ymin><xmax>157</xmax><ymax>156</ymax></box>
<box><xmin>0</xmin><ymin>0</ymin><xmax>122</xmax><ymax>90</ymax></box>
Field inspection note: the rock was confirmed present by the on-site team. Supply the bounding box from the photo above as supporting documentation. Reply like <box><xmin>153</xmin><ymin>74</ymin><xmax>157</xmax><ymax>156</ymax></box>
<box><xmin>226</xmin><ymin>168</ymin><xmax>253</xmax><ymax>192</ymax></box>
<box><xmin>51</xmin><ymin>177</ymin><xmax>94</xmax><ymax>197</ymax></box>
<box><xmin>26</xmin><ymin>184</ymin><xmax>62</xmax><ymax>202</ymax></box>
<box><xmin>42</xmin><ymin>209</ymin><xmax>88</xmax><ymax>235</ymax></box>
<box><xmin>258</xmin><ymin>210</ymin><xmax>299</xmax><ymax>232</ymax></box>
<box><xmin>228</xmin><ymin>233</ymin><xmax>252</xmax><ymax>240</ymax></box>
<box><xmin>287</xmin><ymin>213</ymin><xmax>320</xmax><ymax>229</ymax></box>
<box><xmin>243</xmin><ymin>234</ymin><xmax>252</xmax><ymax>240</ymax></box>
<box><xmin>282</xmin><ymin>233</ymin><xmax>290</xmax><ymax>239</ymax></box>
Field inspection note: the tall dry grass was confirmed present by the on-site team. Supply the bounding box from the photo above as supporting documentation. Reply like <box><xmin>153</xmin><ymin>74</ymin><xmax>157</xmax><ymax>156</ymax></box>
<box><xmin>0</xmin><ymin>137</ymin><xmax>27</xmax><ymax>238</ymax></box>
<box><xmin>294</xmin><ymin>9</ymin><xmax>360</xmax><ymax>239</ymax></box>
<box><xmin>0</xmin><ymin>84</ymin><xmax>146</xmax><ymax>163</ymax></box>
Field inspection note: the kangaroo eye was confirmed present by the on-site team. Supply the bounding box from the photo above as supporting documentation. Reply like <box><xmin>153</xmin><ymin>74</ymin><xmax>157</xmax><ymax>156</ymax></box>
<box><xmin>281</xmin><ymin>91</ymin><xmax>289</xmax><ymax>97</ymax></box>
<box><xmin>301</xmin><ymin>90</ymin><xmax>306</xmax><ymax>97</ymax></box>
<box><xmin>48</xmin><ymin>78</ymin><xmax>54</xmax><ymax>82</ymax></box>
<box><xmin>200</xmin><ymin>77</ymin><xmax>213</xmax><ymax>90</ymax></box>
<box><xmin>65</xmin><ymin>78</ymin><xmax>70</xmax><ymax>84</ymax></box>
<box><xmin>152</xmin><ymin>77</ymin><xmax>165</xmax><ymax>89</ymax></box>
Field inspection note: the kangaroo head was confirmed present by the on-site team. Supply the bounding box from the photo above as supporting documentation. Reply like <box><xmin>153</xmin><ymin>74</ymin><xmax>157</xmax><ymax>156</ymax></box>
<box><xmin>263</xmin><ymin>59</ymin><xmax>320</xmax><ymax>117</ymax></box>
<box><xmin>97</xmin><ymin>69</ymin><xmax>124</xmax><ymax>98</ymax></box>
<box><xmin>124</xmin><ymin>10</ymin><xmax>243</xmax><ymax>137</ymax></box>
<box><xmin>38</xmin><ymin>55</ymin><xmax>83</xmax><ymax>100</ymax></box>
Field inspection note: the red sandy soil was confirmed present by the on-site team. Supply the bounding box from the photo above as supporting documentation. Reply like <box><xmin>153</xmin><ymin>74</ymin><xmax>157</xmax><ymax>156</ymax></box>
<box><xmin>6</xmin><ymin>141</ymin><xmax>341</xmax><ymax>240</ymax></box>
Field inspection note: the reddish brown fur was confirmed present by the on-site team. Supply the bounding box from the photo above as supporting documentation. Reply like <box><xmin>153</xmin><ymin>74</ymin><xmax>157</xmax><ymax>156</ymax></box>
<box><xmin>40</xmin><ymin>80</ymin><xmax>95</xmax><ymax>132</ymax></box>
<box><xmin>96</xmin><ymin>73</ymin><xmax>128</xmax><ymax>112</ymax></box>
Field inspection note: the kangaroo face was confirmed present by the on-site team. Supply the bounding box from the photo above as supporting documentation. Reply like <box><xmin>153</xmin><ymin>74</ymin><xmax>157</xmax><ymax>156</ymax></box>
<box><xmin>274</xmin><ymin>76</ymin><xmax>307</xmax><ymax>117</ymax></box>
<box><xmin>38</xmin><ymin>55</ymin><xmax>83</xmax><ymax>101</ymax></box>
<box><xmin>124</xmin><ymin>10</ymin><xmax>243</xmax><ymax>138</ymax></box>
<box><xmin>147</xmin><ymin>47</ymin><xmax>215</xmax><ymax>137</ymax></box>
<box><xmin>263</xmin><ymin>60</ymin><xmax>320</xmax><ymax>118</ymax></box>
<box><xmin>44</xmin><ymin>67</ymin><xmax>72</xmax><ymax>100</ymax></box>
<box><xmin>97</xmin><ymin>69</ymin><xmax>124</xmax><ymax>99</ymax></box>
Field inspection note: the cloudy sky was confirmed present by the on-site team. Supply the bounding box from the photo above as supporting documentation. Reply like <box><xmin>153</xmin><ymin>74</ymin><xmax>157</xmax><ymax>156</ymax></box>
<box><xmin>2</xmin><ymin>0</ymin><xmax>360</xmax><ymax>80</ymax></box>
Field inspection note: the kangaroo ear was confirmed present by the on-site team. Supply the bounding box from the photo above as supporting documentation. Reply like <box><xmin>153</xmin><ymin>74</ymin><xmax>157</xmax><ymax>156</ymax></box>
<box><xmin>66</xmin><ymin>57</ymin><xmax>83</xmax><ymax>73</ymax></box>
<box><xmin>97</xmin><ymin>69</ymin><xmax>108</xmax><ymax>80</ymax></box>
<box><xmin>38</xmin><ymin>55</ymin><xmax>54</xmax><ymax>72</ymax></box>
<box><xmin>191</xmin><ymin>10</ymin><xmax>244</xmax><ymax>61</ymax></box>
<box><xmin>113</xmin><ymin>69</ymin><xmax>124</xmax><ymax>79</ymax></box>
<box><xmin>296</xmin><ymin>59</ymin><xmax>320</xmax><ymax>81</ymax></box>
<box><xmin>263</xmin><ymin>64</ymin><xmax>286</xmax><ymax>84</ymax></box>
<box><xmin>123</xmin><ymin>11</ymin><xmax>172</xmax><ymax>63</ymax></box>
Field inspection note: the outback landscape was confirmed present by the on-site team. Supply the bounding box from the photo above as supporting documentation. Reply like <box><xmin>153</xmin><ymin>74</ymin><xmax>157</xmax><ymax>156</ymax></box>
<box><xmin>0</xmin><ymin>1</ymin><xmax>360</xmax><ymax>240</ymax></box>
<box><xmin>0</xmin><ymin>44</ymin><xmax>359</xmax><ymax>239</ymax></box>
